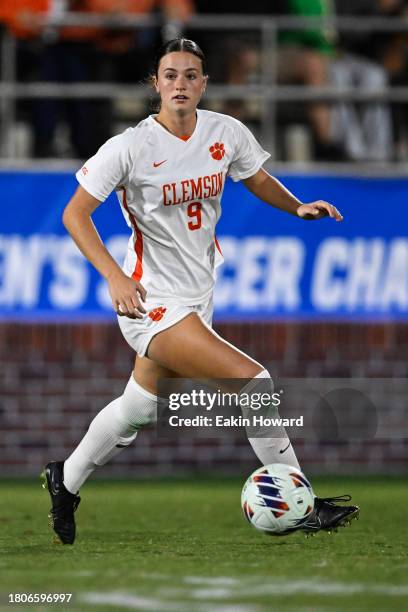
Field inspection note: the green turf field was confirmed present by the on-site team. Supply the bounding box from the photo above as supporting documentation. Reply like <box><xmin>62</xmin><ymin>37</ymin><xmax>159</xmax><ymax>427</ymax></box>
<box><xmin>0</xmin><ymin>476</ymin><xmax>407</xmax><ymax>611</ymax></box>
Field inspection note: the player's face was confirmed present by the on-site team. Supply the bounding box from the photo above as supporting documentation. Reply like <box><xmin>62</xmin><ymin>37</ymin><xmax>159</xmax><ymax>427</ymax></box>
<box><xmin>155</xmin><ymin>52</ymin><xmax>207</xmax><ymax>116</ymax></box>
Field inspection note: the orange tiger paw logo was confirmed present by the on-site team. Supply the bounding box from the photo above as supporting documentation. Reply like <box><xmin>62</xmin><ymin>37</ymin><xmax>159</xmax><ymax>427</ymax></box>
<box><xmin>148</xmin><ymin>307</ymin><xmax>167</xmax><ymax>322</ymax></box>
<box><xmin>209</xmin><ymin>142</ymin><xmax>225</xmax><ymax>160</ymax></box>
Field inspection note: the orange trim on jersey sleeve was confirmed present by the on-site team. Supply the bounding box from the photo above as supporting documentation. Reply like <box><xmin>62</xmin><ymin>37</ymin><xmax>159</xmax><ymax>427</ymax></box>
<box><xmin>215</xmin><ymin>235</ymin><xmax>223</xmax><ymax>256</ymax></box>
<box><xmin>122</xmin><ymin>188</ymin><xmax>143</xmax><ymax>281</ymax></box>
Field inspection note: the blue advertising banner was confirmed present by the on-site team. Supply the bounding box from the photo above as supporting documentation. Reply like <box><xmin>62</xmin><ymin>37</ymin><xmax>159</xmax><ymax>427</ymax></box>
<box><xmin>1</xmin><ymin>170</ymin><xmax>407</xmax><ymax>321</ymax></box>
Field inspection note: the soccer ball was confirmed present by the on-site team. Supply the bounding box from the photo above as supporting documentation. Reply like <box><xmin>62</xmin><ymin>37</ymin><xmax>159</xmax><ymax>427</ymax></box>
<box><xmin>241</xmin><ymin>464</ymin><xmax>315</xmax><ymax>535</ymax></box>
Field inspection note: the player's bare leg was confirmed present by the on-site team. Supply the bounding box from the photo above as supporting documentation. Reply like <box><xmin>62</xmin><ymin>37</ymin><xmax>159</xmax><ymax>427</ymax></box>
<box><xmin>146</xmin><ymin>312</ymin><xmax>262</xmax><ymax>379</ymax></box>
<box><xmin>147</xmin><ymin>313</ymin><xmax>296</xmax><ymax>471</ymax></box>
<box><xmin>141</xmin><ymin>313</ymin><xmax>301</xmax><ymax>467</ymax></box>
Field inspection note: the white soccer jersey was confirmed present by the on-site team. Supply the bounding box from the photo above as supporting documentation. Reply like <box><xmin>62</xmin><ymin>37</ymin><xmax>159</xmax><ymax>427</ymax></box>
<box><xmin>76</xmin><ymin>109</ymin><xmax>270</xmax><ymax>304</ymax></box>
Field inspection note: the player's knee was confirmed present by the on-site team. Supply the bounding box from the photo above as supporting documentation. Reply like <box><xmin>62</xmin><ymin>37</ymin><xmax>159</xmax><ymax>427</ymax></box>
<box><xmin>246</xmin><ymin>365</ymin><xmax>272</xmax><ymax>381</ymax></box>
<box><xmin>118</xmin><ymin>374</ymin><xmax>158</xmax><ymax>428</ymax></box>
<box><xmin>239</xmin><ymin>367</ymin><xmax>273</xmax><ymax>395</ymax></box>
<box><xmin>255</xmin><ymin>365</ymin><xmax>270</xmax><ymax>378</ymax></box>
<box><xmin>232</xmin><ymin>361</ymin><xmax>266</xmax><ymax>379</ymax></box>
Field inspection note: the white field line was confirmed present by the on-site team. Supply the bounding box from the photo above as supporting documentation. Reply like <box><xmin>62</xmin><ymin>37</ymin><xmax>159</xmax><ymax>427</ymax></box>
<box><xmin>188</xmin><ymin>582</ymin><xmax>408</xmax><ymax>599</ymax></box>
<box><xmin>183</xmin><ymin>577</ymin><xmax>408</xmax><ymax>598</ymax></box>
<box><xmin>81</xmin><ymin>592</ymin><xmax>181</xmax><ymax>611</ymax></box>
<box><xmin>80</xmin><ymin>578</ymin><xmax>408</xmax><ymax>611</ymax></box>
<box><xmin>81</xmin><ymin>592</ymin><xmax>256</xmax><ymax>611</ymax></box>
<box><xmin>184</xmin><ymin>575</ymin><xmax>408</xmax><ymax>598</ymax></box>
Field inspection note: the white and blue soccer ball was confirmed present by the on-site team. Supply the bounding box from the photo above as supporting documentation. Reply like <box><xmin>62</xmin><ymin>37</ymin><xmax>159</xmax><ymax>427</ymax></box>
<box><xmin>241</xmin><ymin>463</ymin><xmax>315</xmax><ymax>535</ymax></box>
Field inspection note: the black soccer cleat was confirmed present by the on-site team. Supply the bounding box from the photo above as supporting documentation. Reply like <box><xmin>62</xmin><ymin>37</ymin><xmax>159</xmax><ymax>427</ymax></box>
<box><xmin>42</xmin><ymin>461</ymin><xmax>80</xmax><ymax>545</ymax></box>
<box><xmin>302</xmin><ymin>495</ymin><xmax>359</xmax><ymax>536</ymax></box>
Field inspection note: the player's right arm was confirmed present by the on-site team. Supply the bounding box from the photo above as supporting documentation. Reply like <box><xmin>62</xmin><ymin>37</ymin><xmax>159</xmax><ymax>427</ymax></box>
<box><xmin>63</xmin><ymin>185</ymin><xmax>146</xmax><ymax>318</ymax></box>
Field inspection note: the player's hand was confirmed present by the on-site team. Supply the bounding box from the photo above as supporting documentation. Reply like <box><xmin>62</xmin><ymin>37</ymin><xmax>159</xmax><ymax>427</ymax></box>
<box><xmin>297</xmin><ymin>201</ymin><xmax>343</xmax><ymax>221</ymax></box>
<box><xmin>107</xmin><ymin>270</ymin><xmax>147</xmax><ymax>319</ymax></box>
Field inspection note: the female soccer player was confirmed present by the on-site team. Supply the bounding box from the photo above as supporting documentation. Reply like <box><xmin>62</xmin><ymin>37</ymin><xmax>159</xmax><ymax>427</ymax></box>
<box><xmin>44</xmin><ymin>38</ymin><xmax>359</xmax><ymax>544</ymax></box>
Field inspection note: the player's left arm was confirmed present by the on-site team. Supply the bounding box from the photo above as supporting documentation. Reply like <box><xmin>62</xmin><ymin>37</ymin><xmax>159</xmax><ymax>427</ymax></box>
<box><xmin>243</xmin><ymin>168</ymin><xmax>343</xmax><ymax>221</ymax></box>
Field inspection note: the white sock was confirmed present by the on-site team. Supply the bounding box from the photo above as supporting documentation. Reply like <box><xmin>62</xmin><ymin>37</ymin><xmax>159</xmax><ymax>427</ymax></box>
<box><xmin>245</xmin><ymin>369</ymin><xmax>300</xmax><ymax>469</ymax></box>
<box><xmin>63</xmin><ymin>374</ymin><xmax>158</xmax><ymax>493</ymax></box>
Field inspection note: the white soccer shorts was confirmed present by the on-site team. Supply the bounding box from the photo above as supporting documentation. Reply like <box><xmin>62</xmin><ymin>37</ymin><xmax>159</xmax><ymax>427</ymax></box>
<box><xmin>117</xmin><ymin>296</ymin><xmax>213</xmax><ymax>357</ymax></box>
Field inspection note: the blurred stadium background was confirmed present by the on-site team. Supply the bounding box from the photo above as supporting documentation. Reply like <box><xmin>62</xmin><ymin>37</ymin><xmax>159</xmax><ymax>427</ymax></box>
<box><xmin>1</xmin><ymin>0</ymin><xmax>408</xmax><ymax>480</ymax></box>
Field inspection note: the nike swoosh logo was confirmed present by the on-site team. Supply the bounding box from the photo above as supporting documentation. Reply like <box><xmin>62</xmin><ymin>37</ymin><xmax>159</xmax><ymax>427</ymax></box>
<box><xmin>279</xmin><ymin>441</ymin><xmax>291</xmax><ymax>454</ymax></box>
<box><xmin>153</xmin><ymin>160</ymin><xmax>167</xmax><ymax>167</ymax></box>
<box><xmin>47</xmin><ymin>468</ymin><xmax>60</xmax><ymax>496</ymax></box>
